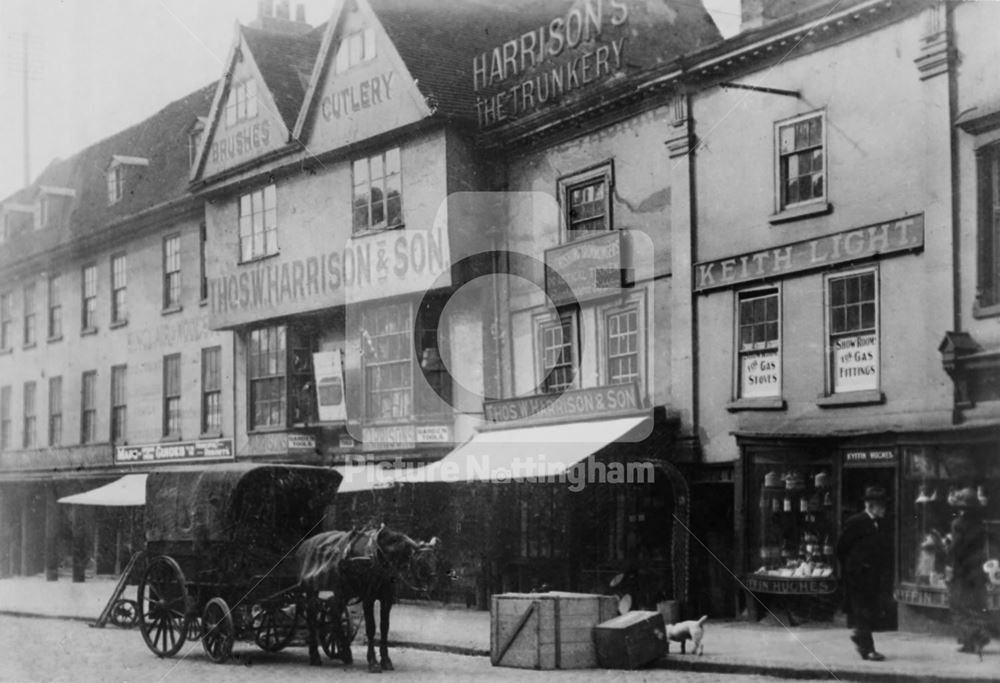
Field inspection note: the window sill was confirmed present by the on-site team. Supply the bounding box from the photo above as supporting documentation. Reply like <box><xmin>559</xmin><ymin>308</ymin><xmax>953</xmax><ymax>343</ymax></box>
<box><xmin>80</xmin><ymin>327</ymin><xmax>98</xmax><ymax>337</ymax></box>
<box><xmin>109</xmin><ymin>319</ymin><xmax>128</xmax><ymax>330</ymax></box>
<box><xmin>161</xmin><ymin>305</ymin><xmax>183</xmax><ymax>316</ymax></box>
<box><xmin>816</xmin><ymin>389</ymin><xmax>884</xmax><ymax>408</ymax></box>
<box><xmin>248</xmin><ymin>426</ymin><xmax>288</xmax><ymax>435</ymax></box>
<box><xmin>199</xmin><ymin>432</ymin><xmax>224</xmax><ymax>440</ymax></box>
<box><xmin>160</xmin><ymin>434</ymin><xmax>182</xmax><ymax>443</ymax></box>
<box><xmin>351</xmin><ymin>223</ymin><xmax>406</xmax><ymax>239</ymax></box>
<box><xmin>199</xmin><ymin>298</ymin><xmax>208</xmax><ymax>308</ymax></box>
<box><xmin>727</xmin><ymin>396</ymin><xmax>787</xmax><ymax>412</ymax></box>
<box><xmin>0</xmin><ymin>347</ymin><xmax>12</xmax><ymax>356</ymax></box>
<box><xmin>238</xmin><ymin>252</ymin><xmax>280</xmax><ymax>266</ymax></box>
<box><xmin>22</xmin><ymin>342</ymin><xmax>37</xmax><ymax>351</ymax></box>
<box><xmin>47</xmin><ymin>335</ymin><xmax>63</xmax><ymax>344</ymax></box>
<box><xmin>972</xmin><ymin>299</ymin><xmax>1000</xmax><ymax>319</ymax></box>
<box><xmin>769</xmin><ymin>201</ymin><xmax>832</xmax><ymax>225</ymax></box>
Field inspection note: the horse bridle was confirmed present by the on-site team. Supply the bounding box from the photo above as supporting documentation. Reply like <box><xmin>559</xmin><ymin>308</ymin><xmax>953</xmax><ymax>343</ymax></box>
<box><xmin>369</xmin><ymin>527</ymin><xmax>439</xmax><ymax>595</ymax></box>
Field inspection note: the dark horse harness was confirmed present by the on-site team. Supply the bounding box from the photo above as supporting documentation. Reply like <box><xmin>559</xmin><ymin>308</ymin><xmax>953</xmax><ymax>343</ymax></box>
<box><xmin>340</xmin><ymin>526</ymin><xmax>436</xmax><ymax>597</ymax></box>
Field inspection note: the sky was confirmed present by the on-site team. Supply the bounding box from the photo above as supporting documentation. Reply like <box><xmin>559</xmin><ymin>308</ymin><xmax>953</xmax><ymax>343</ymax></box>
<box><xmin>0</xmin><ymin>0</ymin><xmax>742</xmax><ymax>201</ymax></box>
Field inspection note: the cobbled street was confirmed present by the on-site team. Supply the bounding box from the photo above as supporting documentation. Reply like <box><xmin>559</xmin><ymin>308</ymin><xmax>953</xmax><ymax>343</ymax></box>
<box><xmin>0</xmin><ymin>615</ymin><xmax>829</xmax><ymax>683</ymax></box>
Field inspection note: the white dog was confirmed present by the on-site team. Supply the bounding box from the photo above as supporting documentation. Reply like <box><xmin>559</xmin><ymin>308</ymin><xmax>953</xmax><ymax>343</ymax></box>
<box><xmin>665</xmin><ymin>615</ymin><xmax>708</xmax><ymax>655</ymax></box>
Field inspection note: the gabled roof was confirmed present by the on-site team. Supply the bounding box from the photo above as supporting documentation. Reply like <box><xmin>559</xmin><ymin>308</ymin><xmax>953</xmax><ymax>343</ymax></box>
<box><xmin>241</xmin><ymin>25</ymin><xmax>323</xmax><ymax>129</ymax></box>
<box><xmin>0</xmin><ymin>83</ymin><xmax>215</xmax><ymax>270</ymax></box>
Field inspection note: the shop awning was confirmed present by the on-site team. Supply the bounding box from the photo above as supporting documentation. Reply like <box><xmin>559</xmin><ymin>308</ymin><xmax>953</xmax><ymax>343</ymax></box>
<box><xmin>391</xmin><ymin>415</ymin><xmax>652</xmax><ymax>485</ymax></box>
<box><xmin>335</xmin><ymin>465</ymin><xmax>397</xmax><ymax>493</ymax></box>
<box><xmin>57</xmin><ymin>474</ymin><xmax>148</xmax><ymax>506</ymax></box>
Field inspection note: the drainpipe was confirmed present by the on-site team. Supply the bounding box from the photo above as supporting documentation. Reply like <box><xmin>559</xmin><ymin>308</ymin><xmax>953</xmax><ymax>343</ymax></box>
<box><xmin>946</xmin><ymin>2</ymin><xmax>961</xmax><ymax>333</ymax></box>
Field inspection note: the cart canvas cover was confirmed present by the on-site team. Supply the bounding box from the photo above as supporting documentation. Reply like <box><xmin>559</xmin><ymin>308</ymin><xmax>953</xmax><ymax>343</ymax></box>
<box><xmin>145</xmin><ymin>464</ymin><xmax>342</xmax><ymax>547</ymax></box>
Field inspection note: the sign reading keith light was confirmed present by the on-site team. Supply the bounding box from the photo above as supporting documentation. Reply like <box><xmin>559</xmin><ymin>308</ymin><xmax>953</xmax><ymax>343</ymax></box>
<box><xmin>693</xmin><ymin>214</ymin><xmax>924</xmax><ymax>292</ymax></box>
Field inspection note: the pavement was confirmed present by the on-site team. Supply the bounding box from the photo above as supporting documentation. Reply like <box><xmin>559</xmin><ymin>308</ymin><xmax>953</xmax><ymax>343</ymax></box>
<box><xmin>1</xmin><ymin>574</ymin><xmax>998</xmax><ymax>682</ymax></box>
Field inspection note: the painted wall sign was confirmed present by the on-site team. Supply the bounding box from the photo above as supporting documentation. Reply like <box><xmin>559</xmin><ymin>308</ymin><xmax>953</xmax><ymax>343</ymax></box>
<box><xmin>693</xmin><ymin>214</ymin><xmax>924</xmax><ymax>292</ymax></box>
<box><xmin>484</xmin><ymin>383</ymin><xmax>642</xmax><ymax>424</ymax></box>
<box><xmin>473</xmin><ymin>0</ymin><xmax>629</xmax><ymax>129</ymax></box>
<box><xmin>127</xmin><ymin>316</ymin><xmax>215</xmax><ymax>353</ymax></box>
<box><xmin>208</xmin><ymin>226</ymin><xmax>450</xmax><ymax>328</ymax></box>
<box><xmin>321</xmin><ymin>72</ymin><xmax>395</xmax><ymax>120</ymax></box>
<box><xmin>115</xmin><ymin>438</ymin><xmax>233</xmax><ymax>465</ymax></box>
<box><xmin>314</xmin><ymin>350</ymin><xmax>347</xmax><ymax>422</ymax></box>
<box><xmin>209</xmin><ymin>119</ymin><xmax>273</xmax><ymax>165</ymax></box>
<box><xmin>545</xmin><ymin>231</ymin><xmax>623</xmax><ymax>304</ymax></box>
<box><xmin>843</xmin><ymin>449</ymin><xmax>896</xmax><ymax>465</ymax></box>
<box><xmin>362</xmin><ymin>423</ymin><xmax>452</xmax><ymax>450</ymax></box>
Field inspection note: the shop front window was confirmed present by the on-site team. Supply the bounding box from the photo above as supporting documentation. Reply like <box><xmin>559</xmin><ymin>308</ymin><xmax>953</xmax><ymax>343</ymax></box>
<box><xmin>748</xmin><ymin>451</ymin><xmax>838</xmax><ymax>586</ymax></box>
<box><xmin>899</xmin><ymin>445</ymin><xmax>1000</xmax><ymax>608</ymax></box>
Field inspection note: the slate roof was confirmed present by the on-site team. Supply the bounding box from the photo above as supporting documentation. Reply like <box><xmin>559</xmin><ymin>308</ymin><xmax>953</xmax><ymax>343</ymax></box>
<box><xmin>242</xmin><ymin>25</ymin><xmax>323</xmax><ymax>130</ymax></box>
<box><xmin>369</xmin><ymin>0</ymin><xmax>722</xmax><ymax>122</ymax></box>
<box><xmin>0</xmin><ymin>83</ymin><xmax>216</xmax><ymax>270</ymax></box>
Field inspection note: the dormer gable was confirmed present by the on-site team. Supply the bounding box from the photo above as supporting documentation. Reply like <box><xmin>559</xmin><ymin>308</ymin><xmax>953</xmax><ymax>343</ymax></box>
<box><xmin>38</xmin><ymin>186</ymin><xmax>76</xmax><ymax>229</ymax></box>
<box><xmin>106</xmin><ymin>155</ymin><xmax>150</xmax><ymax>205</ymax></box>
<box><xmin>294</xmin><ymin>0</ymin><xmax>432</xmax><ymax>153</ymax></box>
<box><xmin>1</xmin><ymin>203</ymin><xmax>35</xmax><ymax>242</ymax></box>
<box><xmin>191</xmin><ymin>22</ymin><xmax>307</xmax><ymax>184</ymax></box>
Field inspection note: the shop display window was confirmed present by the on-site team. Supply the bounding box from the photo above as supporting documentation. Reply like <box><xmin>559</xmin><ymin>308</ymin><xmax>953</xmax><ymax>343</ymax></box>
<box><xmin>748</xmin><ymin>452</ymin><xmax>838</xmax><ymax>589</ymax></box>
<box><xmin>898</xmin><ymin>445</ymin><xmax>1000</xmax><ymax>608</ymax></box>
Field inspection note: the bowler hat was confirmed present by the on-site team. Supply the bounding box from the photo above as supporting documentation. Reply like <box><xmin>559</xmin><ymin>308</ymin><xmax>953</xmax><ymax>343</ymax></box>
<box><xmin>863</xmin><ymin>486</ymin><xmax>888</xmax><ymax>503</ymax></box>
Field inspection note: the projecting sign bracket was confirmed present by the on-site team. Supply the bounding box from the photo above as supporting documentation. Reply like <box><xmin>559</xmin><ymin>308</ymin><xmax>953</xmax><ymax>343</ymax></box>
<box><xmin>719</xmin><ymin>82</ymin><xmax>801</xmax><ymax>98</ymax></box>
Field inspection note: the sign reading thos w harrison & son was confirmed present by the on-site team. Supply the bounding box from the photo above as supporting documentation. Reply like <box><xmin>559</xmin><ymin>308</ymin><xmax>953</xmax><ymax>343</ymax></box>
<box><xmin>693</xmin><ymin>214</ymin><xmax>924</xmax><ymax>292</ymax></box>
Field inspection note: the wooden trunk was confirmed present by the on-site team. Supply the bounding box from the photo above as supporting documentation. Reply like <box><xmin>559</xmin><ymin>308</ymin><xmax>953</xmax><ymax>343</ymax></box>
<box><xmin>490</xmin><ymin>592</ymin><xmax>618</xmax><ymax>669</ymax></box>
<box><xmin>593</xmin><ymin>610</ymin><xmax>666</xmax><ymax>669</ymax></box>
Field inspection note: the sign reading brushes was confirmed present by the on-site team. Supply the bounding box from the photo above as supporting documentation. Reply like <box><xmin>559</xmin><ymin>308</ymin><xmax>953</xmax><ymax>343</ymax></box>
<box><xmin>313</xmin><ymin>349</ymin><xmax>347</xmax><ymax>422</ymax></box>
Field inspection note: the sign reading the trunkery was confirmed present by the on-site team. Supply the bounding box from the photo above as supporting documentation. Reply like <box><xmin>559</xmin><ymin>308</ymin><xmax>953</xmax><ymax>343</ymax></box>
<box><xmin>484</xmin><ymin>383</ymin><xmax>642</xmax><ymax>424</ymax></box>
<box><xmin>115</xmin><ymin>439</ymin><xmax>233</xmax><ymax>465</ymax></box>
<box><xmin>207</xmin><ymin>225</ymin><xmax>450</xmax><ymax>328</ymax></box>
<box><xmin>693</xmin><ymin>214</ymin><xmax>924</xmax><ymax>292</ymax></box>
<box><xmin>473</xmin><ymin>0</ymin><xmax>629</xmax><ymax>129</ymax></box>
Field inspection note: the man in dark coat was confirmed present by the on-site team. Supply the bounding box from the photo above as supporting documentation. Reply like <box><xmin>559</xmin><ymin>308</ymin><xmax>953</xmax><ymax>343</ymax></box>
<box><xmin>836</xmin><ymin>486</ymin><xmax>891</xmax><ymax>661</ymax></box>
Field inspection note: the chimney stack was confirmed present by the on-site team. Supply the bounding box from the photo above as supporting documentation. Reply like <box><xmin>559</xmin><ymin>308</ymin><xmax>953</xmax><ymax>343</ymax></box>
<box><xmin>249</xmin><ymin>0</ymin><xmax>311</xmax><ymax>35</ymax></box>
<box><xmin>740</xmin><ymin>0</ymin><xmax>831</xmax><ymax>33</ymax></box>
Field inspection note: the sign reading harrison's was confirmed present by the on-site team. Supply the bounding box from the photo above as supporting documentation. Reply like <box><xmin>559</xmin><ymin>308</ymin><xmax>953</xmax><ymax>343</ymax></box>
<box><xmin>208</xmin><ymin>226</ymin><xmax>450</xmax><ymax>327</ymax></box>
<box><xmin>484</xmin><ymin>383</ymin><xmax>643</xmax><ymax>424</ymax></box>
<box><xmin>693</xmin><ymin>214</ymin><xmax>924</xmax><ymax>292</ymax></box>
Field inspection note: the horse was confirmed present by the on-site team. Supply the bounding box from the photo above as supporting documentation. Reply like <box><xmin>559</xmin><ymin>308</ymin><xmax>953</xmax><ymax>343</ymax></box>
<box><xmin>296</xmin><ymin>525</ymin><xmax>444</xmax><ymax>673</ymax></box>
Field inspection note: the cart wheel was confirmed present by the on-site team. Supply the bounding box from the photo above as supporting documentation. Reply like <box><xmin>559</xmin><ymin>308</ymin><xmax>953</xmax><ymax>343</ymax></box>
<box><xmin>320</xmin><ymin>600</ymin><xmax>356</xmax><ymax>663</ymax></box>
<box><xmin>202</xmin><ymin>598</ymin><xmax>235</xmax><ymax>664</ymax></box>
<box><xmin>252</xmin><ymin>600</ymin><xmax>298</xmax><ymax>652</ymax></box>
<box><xmin>138</xmin><ymin>556</ymin><xmax>190</xmax><ymax>657</ymax></box>
<box><xmin>110</xmin><ymin>598</ymin><xmax>139</xmax><ymax>628</ymax></box>
<box><xmin>185</xmin><ymin>615</ymin><xmax>202</xmax><ymax>641</ymax></box>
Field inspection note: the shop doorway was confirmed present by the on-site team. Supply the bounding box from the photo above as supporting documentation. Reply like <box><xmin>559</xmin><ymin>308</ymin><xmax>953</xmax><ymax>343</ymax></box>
<box><xmin>841</xmin><ymin>465</ymin><xmax>897</xmax><ymax>630</ymax></box>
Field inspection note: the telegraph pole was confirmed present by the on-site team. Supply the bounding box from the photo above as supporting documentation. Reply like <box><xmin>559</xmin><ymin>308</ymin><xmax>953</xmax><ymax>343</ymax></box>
<box><xmin>7</xmin><ymin>31</ymin><xmax>42</xmax><ymax>187</ymax></box>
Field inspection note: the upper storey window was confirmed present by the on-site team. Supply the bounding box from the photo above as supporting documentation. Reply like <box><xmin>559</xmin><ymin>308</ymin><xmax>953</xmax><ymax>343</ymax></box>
<box><xmin>352</xmin><ymin>148</ymin><xmax>401</xmax><ymax>233</ymax></box>
<box><xmin>239</xmin><ymin>184</ymin><xmax>278</xmax><ymax>261</ymax></box>
<box><xmin>558</xmin><ymin>163</ymin><xmax>614</xmax><ymax>242</ymax></box>
<box><xmin>225</xmin><ymin>79</ymin><xmax>258</xmax><ymax>127</ymax></box>
<box><xmin>2</xmin><ymin>205</ymin><xmax>35</xmax><ymax>241</ymax></box>
<box><xmin>38</xmin><ymin>187</ymin><xmax>74</xmax><ymax>229</ymax></box>
<box><xmin>776</xmin><ymin>112</ymin><xmax>825</xmax><ymax>211</ymax></box>
<box><xmin>334</xmin><ymin>28</ymin><xmax>376</xmax><ymax>74</ymax></box>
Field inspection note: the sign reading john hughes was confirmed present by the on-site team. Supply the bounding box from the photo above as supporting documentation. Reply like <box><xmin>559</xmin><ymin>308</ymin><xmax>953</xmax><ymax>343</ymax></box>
<box><xmin>693</xmin><ymin>214</ymin><xmax>924</xmax><ymax>292</ymax></box>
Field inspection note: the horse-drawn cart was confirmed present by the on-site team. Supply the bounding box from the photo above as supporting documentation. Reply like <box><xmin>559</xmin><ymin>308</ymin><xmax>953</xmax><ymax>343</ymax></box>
<box><xmin>136</xmin><ymin>463</ymin><xmax>352</xmax><ymax>663</ymax></box>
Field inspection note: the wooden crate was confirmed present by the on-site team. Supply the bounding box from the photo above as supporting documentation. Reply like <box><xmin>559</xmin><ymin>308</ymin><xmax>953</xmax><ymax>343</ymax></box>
<box><xmin>490</xmin><ymin>592</ymin><xmax>618</xmax><ymax>669</ymax></box>
<box><xmin>593</xmin><ymin>610</ymin><xmax>666</xmax><ymax>669</ymax></box>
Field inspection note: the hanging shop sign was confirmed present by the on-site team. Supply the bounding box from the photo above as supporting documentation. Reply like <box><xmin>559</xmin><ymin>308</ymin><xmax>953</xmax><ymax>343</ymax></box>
<box><xmin>362</xmin><ymin>423</ymin><xmax>453</xmax><ymax>450</ymax></box>
<box><xmin>484</xmin><ymin>382</ymin><xmax>642</xmax><ymax>425</ymax></box>
<box><xmin>115</xmin><ymin>438</ymin><xmax>233</xmax><ymax>465</ymax></box>
<box><xmin>545</xmin><ymin>231</ymin><xmax>624</xmax><ymax>304</ymax></box>
<box><xmin>843</xmin><ymin>449</ymin><xmax>896</xmax><ymax>466</ymax></box>
<box><xmin>207</xmin><ymin>225</ymin><xmax>451</xmax><ymax>328</ymax></box>
<box><xmin>693</xmin><ymin>214</ymin><xmax>924</xmax><ymax>292</ymax></box>
<box><xmin>313</xmin><ymin>350</ymin><xmax>347</xmax><ymax>422</ymax></box>
<box><xmin>473</xmin><ymin>0</ymin><xmax>629</xmax><ymax>129</ymax></box>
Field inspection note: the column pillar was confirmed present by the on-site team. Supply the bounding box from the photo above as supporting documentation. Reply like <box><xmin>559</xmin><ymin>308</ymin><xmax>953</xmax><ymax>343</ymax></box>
<box><xmin>45</xmin><ymin>484</ymin><xmax>59</xmax><ymax>581</ymax></box>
